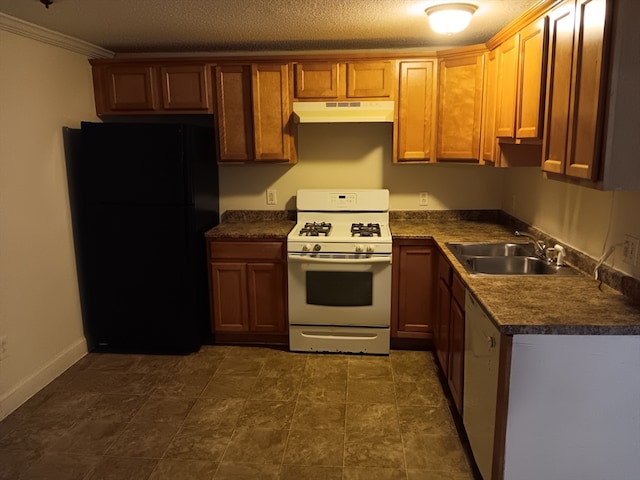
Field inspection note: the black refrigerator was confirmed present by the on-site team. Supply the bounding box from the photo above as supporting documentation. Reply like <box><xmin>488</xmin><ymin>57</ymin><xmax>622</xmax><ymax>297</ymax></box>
<box><xmin>65</xmin><ymin>121</ymin><xmax>219</xmax><ymax>354</ymax></box>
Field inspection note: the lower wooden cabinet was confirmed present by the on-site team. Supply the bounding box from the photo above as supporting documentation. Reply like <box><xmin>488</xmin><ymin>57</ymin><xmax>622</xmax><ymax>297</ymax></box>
<box><xmin>447</xmin><ymin>273</ymin><xmax>466</xmax><ymax>414</ymax></box>
<box><xmin>208</xmin><ymin>239</ymin><xmax>288</xmax><ymax>343</ymax></box>
<box><xmin>434</xmin><ymin>250</ymin><xmax>465</xmax><ymax>414</ymax></box>
<box><xmin>391</xmin><ymin>239</ymin><xmax>437</xmax><ymax>344</ymax></box>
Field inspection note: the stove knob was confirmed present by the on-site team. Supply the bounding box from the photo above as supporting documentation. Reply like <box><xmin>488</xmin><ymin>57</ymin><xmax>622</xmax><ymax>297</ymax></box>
<box><xmin>355</xmin><ymin>245</ymin><xmax>364</xmax><ymax>253</ymax></box>
<box><xmin>366</xmin><ymin>245</ymin><xmax>375</xmax><ymax>253</ymax></box>
<box><xmin>313</xmin><ymin>244</ymin><xmax>322</xmax><ymax>252</ymax></box>
<box><xmin>302</xmin><ymin>244</ymin><xmax>312</xmax><ymax>252</ymax></box>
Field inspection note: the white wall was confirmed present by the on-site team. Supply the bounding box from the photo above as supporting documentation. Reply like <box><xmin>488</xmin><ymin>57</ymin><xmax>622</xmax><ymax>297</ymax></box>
<box><xmin>502</xmin><ymin>167</ymin><xmax>640</xmax><ymax>279</ymax></box>
<box><xmin>0</xmin><ymin>29</ymin><xmax>99</xmax><ymax>418</ymax></box>
<box><xmin>219</xmin><ymin>122</ymin><xmax>506</xmax><ymax>212</ymax></box>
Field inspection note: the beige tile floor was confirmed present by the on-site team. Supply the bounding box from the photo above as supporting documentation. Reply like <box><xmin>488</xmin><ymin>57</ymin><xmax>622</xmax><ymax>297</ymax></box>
<box><xmin>0</xmin><ymin>346</ymin><xmax>477</xmax><ymax>480</ymax></box>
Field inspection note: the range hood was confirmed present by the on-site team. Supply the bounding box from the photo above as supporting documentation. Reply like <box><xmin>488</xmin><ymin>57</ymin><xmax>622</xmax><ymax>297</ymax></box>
<box><xmin>292</xmin><ymin>101</ymin><xmax>395</xmax><ymax>123</ymax></box>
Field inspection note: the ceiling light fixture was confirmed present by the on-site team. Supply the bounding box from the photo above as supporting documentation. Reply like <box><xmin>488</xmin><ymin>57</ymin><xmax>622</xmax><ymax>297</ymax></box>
<box><xmin>40</xmin><ymin>0</ymin><xmax>53</xmax><ymax>8</ymax></box>
<box><xmin>425</xmin><ymin>3</ymin><xmax>478</xmax><ymax>35</ymax></box>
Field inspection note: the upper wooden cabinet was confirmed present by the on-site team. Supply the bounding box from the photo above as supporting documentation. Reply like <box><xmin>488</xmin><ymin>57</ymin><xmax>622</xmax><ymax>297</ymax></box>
<box><xmin>294</xmin><ymin>62</ymin><xmax>339</xmax><ymax>98</ymax></box>
<box><xmin>347</xmin><ymin>61</ymin><xmax>394</xmax><ymax>98</ymax></box>
<box><xmin>91</xmin><ymin>63</ymin><xmax>212</xmax><ymax>115</ymax></box>
<box><xmin>516</xmin><ymin>18</ymin><xmax>548</xmax><ymax>139</ymax></box>
<box><xmin>542</xmin><ymin>0</ymin><xmax>607</xmax><ymax>181</ymax></box>
<box><xmin>436</xmin><ymin>48</ymin><xmax>485</xmax><ymax>161</ymax></box>
<box><xmin>541</xmin><ymin>0</ymin><xmax>640</xmax><ymax>189</ymax></box>
<box><xmin>294</xmin><ymin>61</ymin><xmax>394</xmax><ymax>99</ymax></box>
<box><xmin>395</xmin><ymin>60</ymin><xmax>437</xmax><ymax>163</ymax></box>
<box><xmin>495</xmin><ymin>35</ymin><xmax>519</xmax><ymax>139</ymax></box>
<box><xmin>480</xmin><ymin>49</ymin><xmax>499</xmax><ymax>164</ymax></box>
<box><xmin>214</xmin><ymin>63</ymin><xmax>296</xmax><ymax>164</ymax></box>
<box><xmin>214</xmin><ymin>65</ymin><xmax>254</xmax><ymax>162</ymax></box>
<box><xmin>496</xmin><ymin>17</ymin><xmax>549</xmax><ymax>142</ymax></box>
<box><xmin>159</xmin><ymin>65</ymin><xmax>212</xmax><ymax>111</ymax></box>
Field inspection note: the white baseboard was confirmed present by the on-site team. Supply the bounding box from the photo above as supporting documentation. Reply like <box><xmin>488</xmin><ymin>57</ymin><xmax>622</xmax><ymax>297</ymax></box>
<box><xmin>0</xmin><ymin>337</ymin><xmax>88</xmax><ymax>420</ymax></box>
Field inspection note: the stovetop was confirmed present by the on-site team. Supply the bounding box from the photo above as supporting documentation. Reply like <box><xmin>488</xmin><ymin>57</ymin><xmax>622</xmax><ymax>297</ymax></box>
<box><xmin>295</xmin><ymin>222</ymin><xmax>387</xmax><ymax>238</ymax></box>
<box><xmin>287</xmin><ymin>189</ymin><xmax>392</xmax><ymax>254</ymax></box>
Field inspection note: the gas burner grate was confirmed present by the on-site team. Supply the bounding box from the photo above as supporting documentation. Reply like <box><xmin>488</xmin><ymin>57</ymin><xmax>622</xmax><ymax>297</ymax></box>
<box><xmin>299</xmin><ymin>222</ymin><xmax>332</xmax><ymax>236</ymax></box>
<box><xmin>351</xmin><ymin>223</ymin><xmax>382</xmax><ymax>237</ymax></box>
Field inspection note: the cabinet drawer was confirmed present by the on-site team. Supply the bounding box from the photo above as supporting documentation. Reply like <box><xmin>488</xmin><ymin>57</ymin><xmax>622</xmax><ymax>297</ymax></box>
<box><xmin>210</xmin><ymin>241</ymin><xmax>284</xmax><ymax>260</ymax></box>
<box><xmin>452</xmin><ymin>273</ymin><xmax>466</xmax><ymax>308</ymax></box>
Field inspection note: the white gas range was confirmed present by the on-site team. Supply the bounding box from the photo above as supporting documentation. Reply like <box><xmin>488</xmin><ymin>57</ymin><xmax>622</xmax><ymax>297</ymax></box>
<box><xmin>287</xmin><ymin>189</ymin><xmax>392</xmax><ymax>355</ymax></box>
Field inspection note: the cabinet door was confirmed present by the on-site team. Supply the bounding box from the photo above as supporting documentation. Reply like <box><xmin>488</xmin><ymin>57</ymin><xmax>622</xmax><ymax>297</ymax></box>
<box><xmin>160</xmin><ymin>65</ymin><xmax>211</xmax><ymax>111</ymax></box>
<box><xmin>448</xmin><ymin>277</ymin><xmax>466</xmax><ymax>415</ymax></box>
<box><xmin>392</xmin><ymin>241</ymin><xmax>436</xmax><ymax>339</ymax></box>
<box><xmin>565</xmin><ymin>0</ymin><xmax>607</xmax><ymax>180</ymax></box>
<box><xmin>346</xmin><ymin>61</ymin><xmax>393</xmax><ymax>98</ymax></box>
<box><xmin>252</xmin><ymin>63</ymin><xmax>295</xmax><ymax>162</ymax></box>
<box><xmin>294</xmin><ymin>63</ymin><xmax>339</xmax><ymax>98</ymax></box>
<box><xmin>103</xmin><ymin>65</ymin><xmax>157</xmax><ymax>113</ymax></box>
<box><xmin>516</xmin><ymin>17</ymin><xmax>548</xmax><ymax>139</ymax></box>
<box><xmin>542</xmin><ymin>2</ymin><xmax>575</xmax><ymax>174</ymax></box>
<box><xmin>210</xmin><ymin>262</ymin><xmax>249</xmax><ymax>332</ymax></box>
<box><xmin>481</xmin><ymin>49</ymin><xmax>499</xmax><ymax>164</ymax></box>
<box><xmin>437</xmin><ymin>53</ymin><xmax>484</xmax><ymax>161</ymax></box>
<box><xmin>495</xmin><ymin>35</ymin><xmax>519</xmax><ymax>138</ymax></box>
<box><xmin>543</xmin><ymin>0</ymin><xmax>608</xmax><ymax>179</ymax></box>
<box><xmin>215</xmin><ymin>65</ymin><xmax>254</xmax><ymax>162</ymax></box>
<box><xmin>396</xmin><ymin>61</ymin><xmax>437</xmax><ymax>162</ymax></box>
<box><xmin>435</xmin><ymin>275</ymin><xmax>452</xmax><ymax>375</ymax></box>
<box><xmin>247</xmin><ymin>262</ymin><xmax>287</xmax><ymax>333</ymax></box>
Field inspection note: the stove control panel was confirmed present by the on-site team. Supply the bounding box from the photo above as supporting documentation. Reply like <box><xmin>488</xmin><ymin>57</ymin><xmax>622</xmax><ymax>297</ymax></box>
<box><xmin>329</xmin><ymin>193</ymin><xmax>357</xmax><ymax>208</ymax></box>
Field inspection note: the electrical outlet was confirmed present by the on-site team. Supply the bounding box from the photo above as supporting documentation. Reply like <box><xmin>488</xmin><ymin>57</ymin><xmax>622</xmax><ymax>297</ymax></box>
<box><xmin>419</xmin><ymin>192</ymin><xmax>429</xmax><ymax>206</ymax></box>
<box><xmin>0</xmin><ymin>336</ymin><xmax>7</xmax><ymax>361</ymax></box>
<box><xmin>622</xmin><ymin>235</ymin><xmax>639</xmax><ymax>266</ymax></box>
<box><xmin>266</xmin><ymin>189</ymin><xmax>277</xmax><ymax>205</ymax></box>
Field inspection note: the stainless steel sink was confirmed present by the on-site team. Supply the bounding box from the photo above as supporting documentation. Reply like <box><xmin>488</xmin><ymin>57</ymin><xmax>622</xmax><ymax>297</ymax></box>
<box><xmin>447</xmin><ymin>242</ymin><xmax>535</xmax><ymax>257</ymax></box>
<box><xmin>463</xmin><ymin>256</ymin><xmax>579</xmax><ymax>276</ymax></box>
<box><xmin>445</xmin><ymin>242</ymin><xmax>580</xmax><ymax>276</ymax></box>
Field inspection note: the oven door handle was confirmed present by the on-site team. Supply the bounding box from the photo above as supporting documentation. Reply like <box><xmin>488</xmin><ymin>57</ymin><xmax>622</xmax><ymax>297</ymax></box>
<box><xmin>287</xmin><ymin>255</ymin><xmax>391</xmax><ymax>264</ymax></box>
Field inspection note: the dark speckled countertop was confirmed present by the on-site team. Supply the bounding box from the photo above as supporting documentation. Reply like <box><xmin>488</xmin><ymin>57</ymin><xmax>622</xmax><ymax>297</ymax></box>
<box><xmin>206</xmin><ymin>210</ymin><xmax>640</xmax><ymax>336</ymax></box>
<box><xmin>390</xmin><ymin>214</ymin><xmax>640</xmax><ymax>336</ymax></box>
<box><xmin>205</xmin><ymin>210</ymin><xmax>295</xmax><ymax>239</ymax></box>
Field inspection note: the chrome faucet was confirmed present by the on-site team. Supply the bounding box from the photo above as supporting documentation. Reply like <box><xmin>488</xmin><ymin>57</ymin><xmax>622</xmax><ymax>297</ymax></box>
<box><xmin>515</xmin><ymin>231</ymin><xmax>547</xmax><ymax>259</ymax></box>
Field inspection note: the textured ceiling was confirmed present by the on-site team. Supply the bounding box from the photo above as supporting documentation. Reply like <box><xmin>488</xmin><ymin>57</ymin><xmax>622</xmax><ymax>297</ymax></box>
<box><xmin>0</xmin><ymin>0</ymin><xmax>540</xmax><ymax>54</ymax></box>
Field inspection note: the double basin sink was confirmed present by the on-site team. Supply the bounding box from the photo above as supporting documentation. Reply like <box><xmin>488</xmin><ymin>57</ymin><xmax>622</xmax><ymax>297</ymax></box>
<box><xmin>446</xmin><ymin>242</ymin><xmax>580</xmax><ymax>276</ymax></box>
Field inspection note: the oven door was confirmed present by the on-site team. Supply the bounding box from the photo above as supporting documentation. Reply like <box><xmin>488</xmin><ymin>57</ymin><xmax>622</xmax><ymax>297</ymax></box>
<box><xmin>287</xmin><ymin>254</ymin><xmax>391</xmax><ymax>327</ymax></box>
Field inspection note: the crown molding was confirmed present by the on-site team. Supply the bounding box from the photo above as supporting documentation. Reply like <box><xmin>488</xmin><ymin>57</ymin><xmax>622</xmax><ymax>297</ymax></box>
<box><xmin>0</xmin><ymin>13</ymin><xmax>113</xmax><ymax>59</ymax></box>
